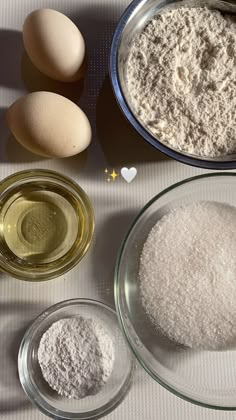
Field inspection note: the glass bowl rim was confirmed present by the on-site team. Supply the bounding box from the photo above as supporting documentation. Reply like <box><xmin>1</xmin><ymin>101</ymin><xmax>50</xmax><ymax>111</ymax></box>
<box><xmin>114</xmin><ymin>172</ymin><xmax>236</xmax><ymax>410</ymax></box>
<box><xmin>18</xmin><ymin>298</ymin><xmax>135</xmax><ymax>420</ymax></box>
<box><xmin>109</xmin><ymin>0</ymin><xmax>236</xmax><ymax>170</ymax></box>
<box><xmin>0</xmin><ymin>169</ymin><xmax>95</xmax><ymax>281</ymax></box>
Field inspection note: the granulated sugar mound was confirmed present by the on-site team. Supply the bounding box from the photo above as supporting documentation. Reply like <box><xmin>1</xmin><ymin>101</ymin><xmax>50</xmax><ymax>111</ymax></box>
<box><xmin>127</xmin><ymin>7</ymin><xmax>236</xmax><ymax>157</ymax></box>
<box><xmin>139</xmin><ymin>202</ymin><xmax>236</xmax><ymax>350</ymax></box>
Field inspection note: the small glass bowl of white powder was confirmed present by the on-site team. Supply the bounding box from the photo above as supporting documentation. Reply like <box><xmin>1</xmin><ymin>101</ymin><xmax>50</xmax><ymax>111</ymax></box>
<box><xmin>18</xmin><ymin>299</ymin><xmax>135</xmax><ymax>419</ymax></box>
<box><xmin>115</xmin><ymin>172</ymin><xmax>236</xmax><ymax>409</ymax></box>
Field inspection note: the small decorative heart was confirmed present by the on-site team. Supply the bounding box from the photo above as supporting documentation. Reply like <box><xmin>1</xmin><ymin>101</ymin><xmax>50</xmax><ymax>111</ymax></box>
<box><xmin>121</xmin><ymin>167</ymin><xmax>137</xmax><ymax>183</ymax></box>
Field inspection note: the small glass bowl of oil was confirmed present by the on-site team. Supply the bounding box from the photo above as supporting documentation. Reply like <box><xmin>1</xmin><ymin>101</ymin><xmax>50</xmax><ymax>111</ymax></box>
<box><xmin>0</xmin><ymin>170</ymin><xmax>94</xmax><ymax>281</ymax></box>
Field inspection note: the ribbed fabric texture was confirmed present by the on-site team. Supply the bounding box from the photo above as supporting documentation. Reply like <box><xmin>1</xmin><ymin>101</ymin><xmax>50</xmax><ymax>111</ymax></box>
<box><xmin>0</xmin><ymin>0</ymin><xmax>235</xmax><ymax>419</ymax></box>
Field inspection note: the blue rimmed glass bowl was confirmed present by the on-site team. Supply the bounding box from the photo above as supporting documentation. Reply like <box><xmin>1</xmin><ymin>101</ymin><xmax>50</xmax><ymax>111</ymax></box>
<box><xmin>110</xmin><ymin>0</ymin><xmax>236</xmax><ymax>169</ymax></box>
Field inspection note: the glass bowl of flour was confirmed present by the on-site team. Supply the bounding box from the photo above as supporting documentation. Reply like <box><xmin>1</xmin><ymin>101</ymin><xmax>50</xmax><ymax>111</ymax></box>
<box><xmin>115</xmin><ymin>172</ymin><xmax>236</xmax><ymax>409</ymax></box>
<box><xmin>18</xmin><ymin>299</ymin><xmax>135</xmax><ymax>419</ymax></box>
<box><xmin>110</xmin><ymin>0</ymin><xmax>236</xmax><ymax>169</ymax></box>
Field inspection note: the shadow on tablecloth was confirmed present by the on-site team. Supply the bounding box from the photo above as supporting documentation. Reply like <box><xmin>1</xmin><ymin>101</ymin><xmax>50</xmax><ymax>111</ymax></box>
<box><xmin>0</xmin><ymin>300</ymin><xmax>45</xmax><ymax>414</ymax></box>
<box><xmin>91</xmin><ymin>209</ymin><xmax>138</xmax><ymax>306</ymax></box>
<box><xmin>96</xmin><ymin>76</ymin><xmax>170</xmax><ymax>167</ymax></box>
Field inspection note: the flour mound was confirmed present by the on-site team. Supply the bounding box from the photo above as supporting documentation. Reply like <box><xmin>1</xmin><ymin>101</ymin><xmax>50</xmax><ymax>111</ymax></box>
<box><xmin>139</xmin><ymin>202</ymin><xmax>236</xmax><ymax>350</ymax></box>
<box><xmin>127</xmin><ymin>7</ymin><xmax>236</xmax><ymax>157</ymax></box>
<box><xmin>38</xmin><ymin>317</ymin><xmax>114</xmax><ymax>399</ymax></box>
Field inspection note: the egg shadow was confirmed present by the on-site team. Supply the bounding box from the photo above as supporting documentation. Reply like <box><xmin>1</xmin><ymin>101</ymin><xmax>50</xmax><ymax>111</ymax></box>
<box><xmin>0</xmin><ymin>29</ymin><xmax>24</xmax><ymax>89</ymax></box>
<box><xmin>59</xmin><ymin>5</ymin><xmax>121</xmax><ymax>176</ymax></box>
<box><xmin>0</xmin><ymin>300</ymin><xmax>45</xmax><ymax>414</ymax></box>
<box><xmin>58</xmin><ymin>149</ymin><xmax>89</xmax><ymax>174</ymax></box>
<box><xmin>68</xmin><ymin>5</ymin><xmax>120</xmax><ymax>112</ymax></box>
<box><xmin>69</xmin><ymin>5</ymin><xmax>119</xmax><ymax>62</ymax></box>
<box><xmin>0</xmin><ymin>107</ymin><xmax>44</xmax><ymax>163</ymax></box>
<box><xmin>6</xmin><ymin>134</ymin><xmax>45</xmax><ymax>163</ymax></box>
<box><xmin>96</xmin><ymin>77</ymin><xmax>169</xmax><ymax>166</ymax></box>
<box><xmin>21</xmin><ymin>51</ymin><xmax>85</xmax><ymax>104</ymax></box>
<box><xmin>92</xmin><ymin>210</ymin><xmax>138</xmax><ymax>306</ymax></box>
<box><xmin>0</xmin><ymin>108</ymin><xmax>11</xmax><ymax>162</ymax></box>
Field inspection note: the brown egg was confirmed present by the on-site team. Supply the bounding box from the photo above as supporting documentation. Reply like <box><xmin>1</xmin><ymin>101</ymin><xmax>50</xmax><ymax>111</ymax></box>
<box><xmin>23</xmin><ymin>9</ymin><xmax>85</xmax><ymax>82</ymax></box>
<box><xmin>7</xmin><ymin>92</ymin><xmax>92</xmax><ymax>158</ymax></box>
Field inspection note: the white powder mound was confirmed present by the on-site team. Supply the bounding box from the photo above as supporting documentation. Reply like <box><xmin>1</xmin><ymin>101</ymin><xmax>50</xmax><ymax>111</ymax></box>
<box><xmin>127</xmin><ymin>7</ymin><xmax>236</xmax><ymax>157</ymax></box>
<box><xmin>139</xmin><ymin>202</ymin><xmax>236</xmax><ymax>350</ymax></box>
<box><xmin>38</xmin><ymin>317</ymin><xmax>115</xmax><ymax>399</ymax></box>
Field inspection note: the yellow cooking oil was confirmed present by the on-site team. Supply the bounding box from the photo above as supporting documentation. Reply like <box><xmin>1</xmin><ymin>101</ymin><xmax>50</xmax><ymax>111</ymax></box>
<box><xmin>0</xmin><ymin>189</ymin><xmax>79</xmax><ymax>264</ymax></box>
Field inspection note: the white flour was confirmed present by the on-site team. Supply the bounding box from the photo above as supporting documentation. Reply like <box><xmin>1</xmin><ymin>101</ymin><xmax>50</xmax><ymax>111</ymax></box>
<box><xmin>38</xmin><ymin>317</ymin><xmax>114</xmax><ymax>399</ymax></box>
<box><xmin>127</xmin><ymin>7</ymin><xmax>236</xmax><ymax>157</ymax></box>
<box><xmin>139</xmin><ymin>202</ymin><xmax>236</xmax><ymax>350</ymax></box>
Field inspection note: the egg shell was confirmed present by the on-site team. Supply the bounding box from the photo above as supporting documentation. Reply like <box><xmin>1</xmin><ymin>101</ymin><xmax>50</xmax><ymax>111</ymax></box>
<box><xmin>23</xmin><ymin>9</ymin><xmax>85</xmax><ymax>82</ymax></box>
<box><xmin>7</xmin><ymin>92</ymin><xmax>92</xmax><ymax>158</ymax></box>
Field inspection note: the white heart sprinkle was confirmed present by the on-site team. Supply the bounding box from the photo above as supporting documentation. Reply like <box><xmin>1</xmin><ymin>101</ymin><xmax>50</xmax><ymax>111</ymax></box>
<box><xmin>121</xmin><ymin>167</ymin><xmax>137</xmax><ymax>183</ymax></box>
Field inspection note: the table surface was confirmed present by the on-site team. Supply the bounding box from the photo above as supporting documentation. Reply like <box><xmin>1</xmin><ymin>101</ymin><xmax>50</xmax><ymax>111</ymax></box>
<box><xmin>0</xmin><ymin>0</ymin><xmax>235</xmax><ymax>419</ymax></box>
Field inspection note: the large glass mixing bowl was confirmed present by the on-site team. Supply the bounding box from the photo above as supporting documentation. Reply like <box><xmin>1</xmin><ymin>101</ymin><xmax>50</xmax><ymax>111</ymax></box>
<box><xmin>115</xmin><ymin>173</ymin><xmax>236</xmax><ymax>409</ymax></box>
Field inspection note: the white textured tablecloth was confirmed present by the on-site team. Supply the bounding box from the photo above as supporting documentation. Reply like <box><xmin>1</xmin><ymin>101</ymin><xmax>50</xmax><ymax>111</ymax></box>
<box><xmin>0</xmin><ymin>0</ymin><xmax>235</xmax><ymax>419</ymax></box>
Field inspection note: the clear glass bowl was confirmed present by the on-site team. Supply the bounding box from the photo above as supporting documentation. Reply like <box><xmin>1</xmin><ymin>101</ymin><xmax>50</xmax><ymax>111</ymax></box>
<box><xmin>115</xmin><ymin>173</ymin><xmax>236</xmax><ymax>409</ymax></box>
<box><xmin>18</xmin><ymin>299</ymin><xmax>135</xmax><ymax>419</ymax></box>
<box><xmin>110</xmin><ymin>0</ymin><xmax>236</xmax><ymax>169</ymax></box>
<box><xmin>0</xmin><ymin>169</ymin><xmax>94</xmax><ymax>281</ymax></box>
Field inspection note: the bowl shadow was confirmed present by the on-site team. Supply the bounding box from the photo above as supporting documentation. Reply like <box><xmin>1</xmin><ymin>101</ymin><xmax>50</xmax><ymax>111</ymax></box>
<box><xmin>0</xmin><ymin>300</ymin><xmax>45</xmax><ymax>414</ymax></box>
<box><xmin>21</xmin><ymin>52</ymin><xmax>85</xmax><ymax>104</ymax></box>
<box><xmin>96</xmin><ymin>77</ymin><xmax>169</xmax><ymax>167</ymax></box>
<box><xmin>92</xmin><ymin>209</ymin><xmax>138</xmax><ymax>306</ymax></box>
